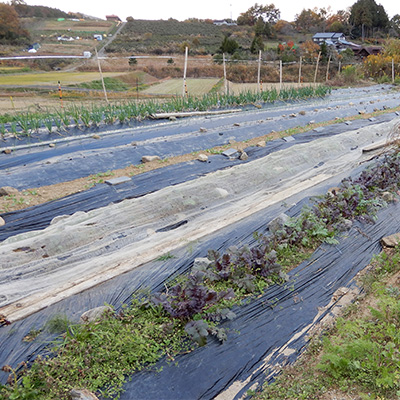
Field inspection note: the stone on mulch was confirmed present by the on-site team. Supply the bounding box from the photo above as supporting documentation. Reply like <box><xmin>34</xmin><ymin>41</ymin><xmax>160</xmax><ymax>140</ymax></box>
<box><xmin>197</xmin><ymin>154</ymin><xmax>208</xmax><ymax>162</ymax></box>
<box><xmin>142</xmin><ymin>155</ymin><xmax>161</xmax><ymax>163</ymax></box>
<box><xmin>80</xmin><ymin>306</ymin><xmax>113</xmax><ymax>323</ymax></box>
<box><xmin>381</xmin><ymin>232</ymin><xmax>400</xmax><ymax>248</ymax></box>
<box><xmin>0</xmin><ymin>186</ymin><xmax>19</xmax><ymax>196</ymax></box>
<box><xmin>0</xmin><ymin>217</ymin><xmax>5</xmax><ymax>227</ymax></box>
<box><xmin>70</xmin><ymin>389</ymin><xmax>99</xmax><ymax>400</ymax></box>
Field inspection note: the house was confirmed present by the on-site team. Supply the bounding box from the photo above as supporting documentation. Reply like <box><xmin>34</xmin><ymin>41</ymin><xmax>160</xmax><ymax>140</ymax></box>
<box><xmin>213</xmin><ymin>20</ymin><xmax>237</xmax><ymax>26</ymax></box>
<box><xmin>106</xmin><ymin>15</ymin><xmax>121</xmax><ymax>22</ymax></box>
<box><xmin>312</xmin><ymin>32</ymin><xmax>346</xmax><ymax>45</ymax></box>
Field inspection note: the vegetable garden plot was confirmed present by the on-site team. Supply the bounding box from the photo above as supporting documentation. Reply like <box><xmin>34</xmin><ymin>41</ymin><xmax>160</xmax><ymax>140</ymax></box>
<box><xmin>1</xmin><ymin>112</ymin><xmax>396</xmax><ymax>242</ymax></box>
<box><xmin>1</xmin><ymin>86</ymin><xmax>400</xmax><ymax>190</ymax></box>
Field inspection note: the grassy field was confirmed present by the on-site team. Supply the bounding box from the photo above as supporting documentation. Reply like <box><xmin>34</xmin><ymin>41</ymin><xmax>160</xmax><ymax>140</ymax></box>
<box><xmin>142</xmin><ymin>77</ymin><xmax>220</xmax><ymax>95</ymax></box>
<box><xmin>0</xmin><ymin>71</ymin><xmax>129</xmax><ymax>86</ymax></box>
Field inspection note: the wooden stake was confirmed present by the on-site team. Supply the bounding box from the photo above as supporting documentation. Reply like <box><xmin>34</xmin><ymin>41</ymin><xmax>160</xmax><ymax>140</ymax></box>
<box><xmin>223</xmin><ymin>53</ymin><xmax>228</xmax><ymax>95</ymax></box>
<box><xmin>183</xmin><ymin>46</ymin><xmax>188</xmax><ymax>98</ymax></box>
<box><xmin>298</xmin><ymin>56</ymin><xmax>302</xmax><ymax>84</ymax></box>
<box><xmin>257</xmin><ymin>50</ymin><xmax>262</xmax><ymax>93</ymax></box>
<box><xmin>314</xmin><ymin>52</ymin><xmax>321</xmax><ymax>84</ymax></box>
<box><xmin>326</xmin><ymin>54</ymin><xmax>331</xmax><ymax>82</ymax></box>
<box><xmin>392</xmin><ymin>58</ymin><xmax>395</xmax><ymax>83</ymax></box>
<box><xmin>95</xmin><ymin>47</ymin><xmax>108</xmax><ymax>104</ymax></box>
<box><xmin>279</xmin><ymin>60</ymin><xmax>282</xmax><ymax>91</ymax></box>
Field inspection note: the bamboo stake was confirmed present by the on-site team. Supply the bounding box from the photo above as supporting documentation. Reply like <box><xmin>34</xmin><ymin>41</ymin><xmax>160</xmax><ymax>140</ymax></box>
<box><xmin>314</xmin><ymin>52</ymin><xmax>321</xmax><ymax>84</ymax></box>
<box><xmin>183</xmin><ymin>46</ymin><xmax>188</xmax><ymax>98</ymax></box>
<box><xmin>326</xmin><ymin>54</ymin><xmax>331</xmax><ymax>82</ymax></box>
<box><xmin>279</xmin><ymin>60</ymin><xmax>282</xmax><ymax>91</ymax></box>
<box><xmin>95</xmin><ymin>47</ymin><xmax>108</xmax><ymax>104</ymax></box>
<box><xmin>298</xmin><ymin>56</ymin><xmax>302</xmax><ymax>84</ymax></box>
<box><xmin>257</xmin><ymin>50</ymin><xmax>262</xmax><ymax>93</ymax></box>
<box><xmin>223</xmin><ymin>53</ymin><xmax>228</xmax><ymax>95</ymax></box>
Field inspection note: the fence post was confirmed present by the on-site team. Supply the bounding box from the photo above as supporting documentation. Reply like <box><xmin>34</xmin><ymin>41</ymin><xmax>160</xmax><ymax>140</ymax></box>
<box><xmin>279</xmin><ymin>60</ymin><xmax>282</xmax><ymax>91</ymax></box>
<box><xmin>257</xmin><ymin>50</ymin><xmax>262</xmax><ymax>93</ymax></box>
<box><xmin>182</xmin><ymin>46</ymin><xmax>188</xmax><ymax>98</ymax></box>
<box><xmin>326</xmin><ymin>54</ymin><xmax>331</xmax><ymax>82</ymax></box>
<box><xmin>298</xmin><ymin>56</ymin><xmax>302</xmax><ymax>84</ymax></box>
<box><xmin>223</xmin><ymin>53</ymin><xmax>228</xmax><ymax>95</ymax></box>
<box><xmin>58</xmin><ymin>81</ymin><xmax>63</xmax><ymax>108</ymax></box>
<box><xmin>338</xmin><ymin>61</ymin><xmax>342</xmax><ymax>74</ymax></box>
<box><xmin>314</xmin><ymin>52</ymin><xmax>321</xmax><ymax>84</ymax></box>
<box><xmin>95</xmin><ymin>47</ymin><xmax>109</xmax><ymax>104</ymax></box>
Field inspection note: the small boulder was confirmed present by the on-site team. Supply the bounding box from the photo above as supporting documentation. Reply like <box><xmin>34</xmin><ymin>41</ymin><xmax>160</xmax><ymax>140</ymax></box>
<box><xmin>256</xmin><ymin>141</ymin><xmax>266</xmax><ymax>147</ymax></box>
<box><xmin>193</xmin><ymin>257</ymin><xmax>212</xmax><ymax>271</ymax></box>
<box><xmin>3</xmin><ymin>149</ymin><xmax>11</xmax><ymax>154</ymax></box>
<box><xmin>70</xmin><ymin>389</ymin><xmax>99</xmax><ymax>400</ymax></box>
<box><xmin>233</xmin><ymin>123</ymin><xmax>240</xmax><ymax>127</ymax></box>
<box><xmin>381</xmin><ymin>232</ymin><xmax>400</xmax><ymax>248</ymax></box>
<box><xmin>199</xmin><ymin>127</ymin><xmax>207</xmax><ymax>133</ymax></box>
<box><xmin>222</xmin><ymin>148</ymin><xmax>239</xmax><ymax>159</ymax></box>
<box><xmin>215</xmin><ymin>188</ymin><xmax>229</xmax><ymax>198</ymax></box>
<box><xmin>299</xmin><ymin>110</ymin><xmax>306</xmax><ymax>115</ymax></box>
<box><xmin>80</xmin><ymin>306</ymin><xmax>113</xmax><ymax>323</ymax></box>
<box><xmin>0</xmin><ymin>217</ymin><xmax>5</xmax><ymax>227</ymax></box>
<box><xmin>382</xmin><ymin>192</ymin><xmax>395</xmax><ymax>203</ymax></box>
<box><xmin>0</xmin><ymin>186</ymin><xmax>19</xmax><ymax>196</ymax></box>
<box><xmin>49</xmin><ymin>143</ymin><xmax>56</xmax><ymax>148</ymax></box>
<box><xmin>197</xmin><ymin>154</ymin><xmax>208</xmax><ymax>162</ymax></box>
<box><xmin>91</xmin><ymin>134</ymin><xmax>101</xmax><ymax>140</ymax></box>
<box><xmin>142</xmin><ymin>155</ymin><xmax>161</xmax><ymax>163</ymax></box>
<box><xmin>169</xmin><ymin>116</ymin><xmax>177</xmax><ymax>121</ymax></box>
<box><xmin>268</xmin><ymin>213</ymin><xmax>290</xmax><ymax>234</ymax></box>
<box><xmin>239</xmin><ymin>151</ymin><xmax>248</xmax><ymax>161</ymax></box>
<box><xmin>289</xmin><ymin>113</ymin><xmax>297</xmax><ymax>118</ymax></box>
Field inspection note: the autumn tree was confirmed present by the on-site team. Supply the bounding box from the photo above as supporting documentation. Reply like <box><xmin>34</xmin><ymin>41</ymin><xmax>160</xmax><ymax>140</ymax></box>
<box><xmin>294</xmin><ymin>8</ymin><xmax>325</xmax><ymax>33</ymax></box>
<box><xmin>0</xmin><ymin>3</ymin><xmax>30</xmax><ymax>44</ymax></box>
<box><xmin>349</xmin><ymin>0</ymin><xmax>389</xmax><ymax>38</ymax></box>
<box><xmin>237</xmin><ymin>3</ymin><xmax>280</xmax><ymax>26</ymax></box>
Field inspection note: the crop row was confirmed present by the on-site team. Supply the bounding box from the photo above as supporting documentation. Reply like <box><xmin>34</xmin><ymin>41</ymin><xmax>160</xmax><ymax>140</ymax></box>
<box><xmin>0</xmin><ymin>85</ymin><xmax>331</xmax><ymax>138</ymax></box>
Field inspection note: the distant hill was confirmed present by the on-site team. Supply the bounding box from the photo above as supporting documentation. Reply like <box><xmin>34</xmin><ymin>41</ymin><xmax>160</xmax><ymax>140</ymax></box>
<box><xmin>13</xmin><ymin>2</ymin><xmax>82</xmax><ymax>19</ymax></box>
<box><xmin>106</xmin><ymin>19</ymin><xmax>253</xmax><ymax>55</ymax></box>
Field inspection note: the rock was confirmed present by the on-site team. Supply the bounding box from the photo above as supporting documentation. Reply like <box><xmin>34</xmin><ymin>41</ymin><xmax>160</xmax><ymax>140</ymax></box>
<box><xmin>0</xmin><ymin>217</ymin><xmax>5</xmax><ymax>227</ymax></box>
<box><xmin>80</xmin><ymin>306</ymin><xmax>113</xmax><ymax>323</ymax></box>
<box><xmin>228</xmin><ymin>139</ymin><xmax>236</xmax><ymax>144</ymax></box>
<box><xmin>215</xmin><ymin>188</ymin><xmax>229</xmax><ymax>198</ymax></box>
<box><xmin>299</xmin><ymin>110</ymin><xmax>306</xmax><ymax>115</ymax></box>
<box><xmin>197</xmin><ymin>154</ymin><xmax>208</xmax><ymax>162</ymax></box>
<box><xmin>256</xmin><ymin>141</ymin><xmax>266</xmax><ymax>147</ymax></box>
<box><xmin>70</xmin><ymin>389</ymin><xmax>99</xmax><ymax>400</ymax></box>
<box><xmin>289</xmin><ymin>113</ymin><xmax>297</xmax><ymax>118</ymax></box>
<box><xmin>349</xmin><ymin>102</ymin><xmax>354</xmax><ymax>106</ymax></box>
<box><xmin>314</xmin><ymin>109</ymin><xmax>318</xmax><ymax>112</ymax></box>
<box><xmin>0</xmin><ymin>186</ymin><xmax>19</xmax><ymax>196</ymax></box>
<box><xmin>105</xmin><ymin>176</ymin><xmax>131</xmax><ymax>186</ymax></box>
<box><xmin>91</xmin><ymin>134</ymin><xmax>101</xmax><ymax>140</ymax></box>
<box><xmin>193</xmin><ymin>257</ymin><xmax>212</xmax><ymax>271</ymax></box>
<box><xmin>199</xmin><ymin>127</ymin><xmax>207</xmax><ymax>133</ymax></box>
<box><xmin>381</xmin><ymin>232</ymin><xmax>400</xmax><ymax>248</ymax></box>
<box><xmin>358</xmin><ymin>110</ymin><xmax>366</xmax><ymax>115</ymax></box>
<box><xmin>281</xmin><ymin>114</ymin><xmax>286</xmax><ymax>118</ymax></box>
<box><xmin>3</xmin><ymin>149</ymin><xmax>11</xmax><ymax>154</ymax></box>
<box><xmin>239</xmin><ymin>151</ymin><xmax>248</xmax><ymax>161</ymax></box>
<box><xmin>268</xmin><ymin>213</ymin><xmax>290</xmax><ymax>234</ymax></box>
<box><xmin>49</xmin><ymin>143</ymin><xmax>56</xmax><ymax>148</ymax></box>
<box><xmin>335</xmin><ymin>117</ymin><xmax>341</xmax><ymax>120</ymax></box>
<box><xmin>233</xmin><ymin>123</ymin><xmax>240</xmax><ymax>127</ymax></box>
<box><xmin>282</xmin><ymin>136</ymin><xmax>295</xmax><ymax>142</ymax></box>
<box><xmin>373</xmin><ymin>108</ymin><xmax>379</xmax><ymax>112</ymax></box>
<box><xmin>169</xmin><ymin>116</ymin><xmax>177</xmax><ymax>121</ymax></box>
<box><xmin>131</xmin><ymin>142</ymin><xmax>138</xmax><ymax>146</ymax></box>
<box><xmin>308</xmin><ymin>120</ymin><xmax>315</xmax><ymax>125</ymax></box>
<box><xmin>382</xmin><ymin>192</ymin><xmax>395</xmax><ymax>203</ymax></box>
<box><xmin>142</xmin><ymin>155</ymin><xmax>161</xmax><ymax>163</ymax></box>
<box><xmin>222</xmin><ymin>148</ymin><xmax>239</xmax><ymax>159</ymax></box>
<box><xmin>327</xmin><ymin>107</ymin><xmax>332</xmax><ymax>110</ymax></box>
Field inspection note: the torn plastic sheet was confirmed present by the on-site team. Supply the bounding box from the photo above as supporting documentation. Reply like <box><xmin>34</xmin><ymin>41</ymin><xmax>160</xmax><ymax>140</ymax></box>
<box><xmin>1</xmin><ymin>87</ymin><xmax>400</xmax><ymax>189</ymax></box>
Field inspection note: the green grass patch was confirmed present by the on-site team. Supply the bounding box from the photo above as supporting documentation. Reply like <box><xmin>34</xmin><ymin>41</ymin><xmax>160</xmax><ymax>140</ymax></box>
<box><xmin>78</xmin><ymin>77</ymin><xmax>129</xmax><ymax>91</ymax></box>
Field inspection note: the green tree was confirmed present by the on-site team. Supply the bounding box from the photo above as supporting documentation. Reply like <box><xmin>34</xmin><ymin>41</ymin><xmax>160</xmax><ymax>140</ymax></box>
<box><xmin>250</xmin><ymin>35</ymin><xmax>264</xmax><ymax>53</ymax></box>
<box><xmin>237</xmin><ymin>3</ymin><xmax>280</xmax><ymax>26</ymax></box>
<box><xmin>349</xmin><ymin>0</ymin><xmax>389</xmax><ymax>38</ymax></box>
<box><xmin>219</xmin><ymin>35</ymin><xmax>239</xmax><ymax>55</ymax></box>
<box><xmin>0</xmin><ymin>3</ymin><xmax>30</xmax><ymax>44</ymax></box>
<box><xmin>390</xmin><ymin>15</ymin><xmax>400</xmax><ymax>37</ymax></box>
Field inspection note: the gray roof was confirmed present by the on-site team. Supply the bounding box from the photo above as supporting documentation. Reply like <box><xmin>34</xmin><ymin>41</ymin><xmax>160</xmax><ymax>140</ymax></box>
<box><xmin>313</xmin><ymin>32</ymin><xmax>345</xmax><ymax>39</ymax></box>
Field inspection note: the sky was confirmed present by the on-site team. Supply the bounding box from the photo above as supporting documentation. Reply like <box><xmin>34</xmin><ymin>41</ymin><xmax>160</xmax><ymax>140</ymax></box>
<box><xmin>23</xmin><ymin>0</ymin><xmax>398</xmax><ymax>22</ymax></box>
